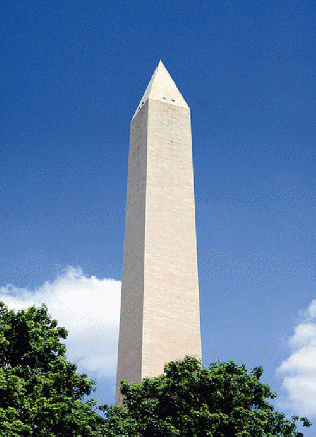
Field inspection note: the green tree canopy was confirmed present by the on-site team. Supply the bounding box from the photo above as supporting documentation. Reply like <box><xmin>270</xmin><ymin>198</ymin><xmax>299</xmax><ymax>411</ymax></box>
<box><xmin>0</xmin><ymin>301</ymin><xmax>103</xmax><ymax>435</ymax></box>
<box><xmin>1</xmin><ymin>301</ymin><xmax>311</xmax><ymax>436</ymax></box>
<box><xmin>102</xmin><ymin>356</ymin><xmax>311</xmax><ymax>436</ymax></box>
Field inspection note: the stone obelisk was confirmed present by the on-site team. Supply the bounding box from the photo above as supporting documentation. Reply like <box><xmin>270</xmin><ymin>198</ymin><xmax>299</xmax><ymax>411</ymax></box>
<box><xmin>116</xmin><ymin>61</ymin><xmax>201</xmax><ymax>405</ymax></box>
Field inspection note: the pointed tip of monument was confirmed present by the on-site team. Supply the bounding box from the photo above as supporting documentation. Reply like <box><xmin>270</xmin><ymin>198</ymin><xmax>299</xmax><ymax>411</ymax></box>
<box><xmin>156</xmin><ymin>59</ymin><xmax>168</xmax><ymax>72</ymax></box>
<box><xmin>132</xmin><ymin>61</ymin><xmax>189</xmax><ymax>119</ymax></box>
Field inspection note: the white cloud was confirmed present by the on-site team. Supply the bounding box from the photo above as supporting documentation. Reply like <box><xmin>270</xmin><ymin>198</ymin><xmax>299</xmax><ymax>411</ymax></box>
<box><xmin>277</xmin><ymin>300</ymin><xmax>316</xmax><ymax>417</ymax></box>
<box><xmin>0</xmin><ymin>267</ymin><xmax>121</xmax><ymax>378</ymax></box>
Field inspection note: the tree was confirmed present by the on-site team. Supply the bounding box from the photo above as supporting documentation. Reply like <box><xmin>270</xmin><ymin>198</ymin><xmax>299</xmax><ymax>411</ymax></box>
<box><xmin>0</xmin><ymin>301</ymin><xmax>103</xmax><ymax>435</ymax></box>
<box><xmin>1</xmin><ymin>302</ymin><xmax>311</xmax><ymax>436</ymax></box>
<box><xmin>101</xmin><ymin>356</ymin><xmax>311</xmax><ymax>436</ymax></box>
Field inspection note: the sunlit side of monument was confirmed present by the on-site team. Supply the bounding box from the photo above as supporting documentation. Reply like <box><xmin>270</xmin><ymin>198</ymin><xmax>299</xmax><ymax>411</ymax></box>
<box><xmin>116</xmin><ymin>61</ymin><xmax>202</xmax><ymax>405</ymax></box>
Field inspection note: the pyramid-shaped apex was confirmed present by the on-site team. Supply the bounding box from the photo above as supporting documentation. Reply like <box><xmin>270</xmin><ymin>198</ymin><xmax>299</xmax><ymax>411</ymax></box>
<box><xmin>133</xmin><ymin>61</ymin><xmax>189</xmax><ymax>118</ymax></box>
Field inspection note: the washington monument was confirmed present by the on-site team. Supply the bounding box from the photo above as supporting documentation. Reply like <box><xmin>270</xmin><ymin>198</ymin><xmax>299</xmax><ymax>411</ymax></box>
<box><xmin>116</xmin><ymin>61</ymin><xmax>201</xmax><ymax>405</ymax></box>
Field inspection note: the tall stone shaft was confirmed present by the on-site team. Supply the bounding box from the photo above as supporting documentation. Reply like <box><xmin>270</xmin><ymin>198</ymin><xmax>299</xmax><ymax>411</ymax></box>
<box><xmin>116</xmin><ymin>61</ymin><xmax>201</xmax><ymax>405</ymax></box>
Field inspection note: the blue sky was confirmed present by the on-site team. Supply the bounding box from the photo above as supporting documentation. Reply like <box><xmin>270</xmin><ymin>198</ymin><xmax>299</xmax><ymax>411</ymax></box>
<box><xmin>1</xmin><ymin>0</ymin><xmax>316</xmax><ymax>432</ymax></box>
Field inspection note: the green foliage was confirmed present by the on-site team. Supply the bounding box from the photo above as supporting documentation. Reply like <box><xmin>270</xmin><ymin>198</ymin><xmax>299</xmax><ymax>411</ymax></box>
<box><xmin>101</xmin><ymin>356</ymin><xmax>311</xmax><ymax>436</ymax></box>
<box><xmin>0</xmin><ymin>301</ymin><xmax>103</xmax><ymax>435</ymax></box>
<box><xmin>1</xmin><ymin>301</ymin><xmax>311</xmax><ymax>435</ymax></box>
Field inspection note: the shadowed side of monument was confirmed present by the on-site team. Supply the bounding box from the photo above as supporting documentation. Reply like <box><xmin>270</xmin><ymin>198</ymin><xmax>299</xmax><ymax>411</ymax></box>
<box><xmin>116</xmin><ymin>61</ymin><xmax>201</xmax><ymax>406</ymax></box>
